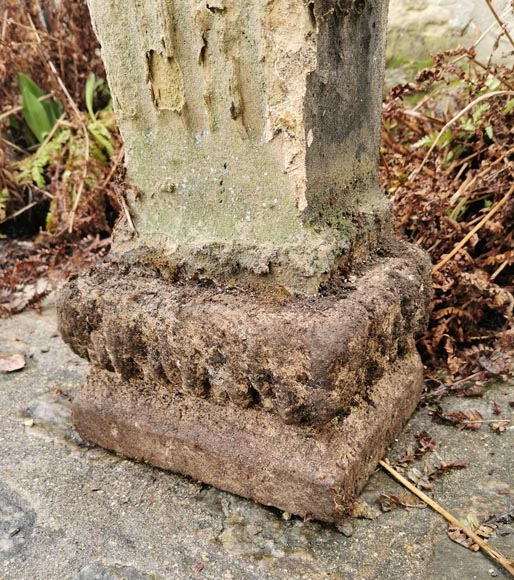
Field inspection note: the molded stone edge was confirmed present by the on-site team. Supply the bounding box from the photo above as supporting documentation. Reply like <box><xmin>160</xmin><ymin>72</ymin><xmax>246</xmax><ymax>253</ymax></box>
<box><xmin>72</xmin><ymin>349</ymin><xmax>423</xmax><ymax>523</ymax></box>
<box><xmin>57</xmin><ymin>241</ymin><xmax>431</xmax><ymax>426</ymax></box>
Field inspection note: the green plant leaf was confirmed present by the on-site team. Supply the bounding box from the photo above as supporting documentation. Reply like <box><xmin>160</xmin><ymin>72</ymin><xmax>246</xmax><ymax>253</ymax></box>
<box><xmin>17</xmin><ymin>73</ymin><xmax>45</xmax><ymax>99</ymax></box>
<box><xmin>85</xmin><ymin>73</ymin><xmax>96</xmax><ymax>120</ymax></box>
<box><xmin>472</xmin><ymin>102</ymin><xmax>490</xmax><ymax>124</ymax></box>
<box><xmin>18</xmin><ymin>73</ymin><xmax>61</xmax><ymax>125</ymax></box>
<box><xmin>485</xmin><ymin>76</ymin><xmax>501</xmax><ymax>92</ymax></box>
<box><xmin>21</xmin><ymin>88</ymin><xmax>54</xmax><ymax>143</ymax></box>
<box><xmin>88</xmin><ymin>120</ymin><xmax>115</xmax><ymax>157</ymax></box>
<box><xmin>502</xmin><ymin>99</ymin><xmax>514</xmax><ymax>115</ymax></box>
<box><xmin>0</xmin><ymin>188</ymin><xmax>9</xmax><ymax>221</ymax></box>
<box><xmin>461</xmin><ymin>118</ymin><xmax>475</xmax><ymax>132</ymax></box>
<box><xmin>17</xmin><ymin>73</ymin><xmax>61</xmax><ymax>143</ymax></box>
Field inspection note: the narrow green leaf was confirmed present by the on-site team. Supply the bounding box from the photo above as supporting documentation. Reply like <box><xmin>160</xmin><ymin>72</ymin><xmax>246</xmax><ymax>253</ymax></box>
<box><xmin>88</xmin><ymin>121</ymin><xmax>114</xmax><ymax>157</ymax></box>
<box><xmin>17</xmin><ymin>73</ymin><xmax>61</xmax><ymax>142</ymax></box>
<box><xmin>21</xmin><ymin>88</ymin><xmax>54</xmax><ymax>143</ymax></box>
<box><xmin>17</xmin><ymin>73</ymin><xmax>45</xmax><ymax>99</ymax></box>
<box><xmin>502</xmin><ymin>99</ymin><xmax>514</xmax><ymax>115</ymax></box>
<box><xmin>85</xmin><ymin>73</ymin><xmax>96</xmax><ymax>120</ymax></box>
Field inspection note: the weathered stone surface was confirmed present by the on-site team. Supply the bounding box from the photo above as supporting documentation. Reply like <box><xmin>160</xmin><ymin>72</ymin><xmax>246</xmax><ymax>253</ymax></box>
<box><xmin>87</xmin><ymin>0</ymin><xmax>390</xmax><ymax>292</ymax></box>
<box><xmin>56</xmin><ymin>240</ymin><xmax>430</xmax><ymax>521</ymax></box>
<box><xmin>74</xmin><ymin>563</ymin><xmax>155</xmax><ymax>580</ymax></box>
<box><xmin>58</xmin><ymin>241</ymin><xmax>430</xmax><ymax>427</ymax></box>
<box><xmin>0</xmin><ymin>484</ymin><xmax>35</xmax><ymax>560</ymax></box>
<box><xmin>55</xmin><ymin>0</ymin><xmax>433</xmax><ymax>523</ymax></box>
<box><xmin>72</xmin><ymin>349</ymin><xmax>423</xmax><ymax>524</ymax></box>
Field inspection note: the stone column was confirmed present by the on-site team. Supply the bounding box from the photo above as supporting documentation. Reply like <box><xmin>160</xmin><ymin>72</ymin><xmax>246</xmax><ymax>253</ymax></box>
<box><xmin>58</xmin><ymin>0</ymin><xmax>431</xmax><ymax>523</ymax></box>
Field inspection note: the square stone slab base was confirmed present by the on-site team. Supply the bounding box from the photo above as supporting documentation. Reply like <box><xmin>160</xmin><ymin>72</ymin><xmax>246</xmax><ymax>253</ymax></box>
<box><xmin>74</xmin><ymin>351</ymin><xmax>422</xmax><ymax>523</ymax></box>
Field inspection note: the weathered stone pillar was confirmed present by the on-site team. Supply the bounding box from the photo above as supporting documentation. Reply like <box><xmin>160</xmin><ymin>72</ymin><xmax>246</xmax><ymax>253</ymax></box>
<box><xmin>58</xmin><ymin>0</ymin><xmax>431</xmax><ymax>522</ymax></box>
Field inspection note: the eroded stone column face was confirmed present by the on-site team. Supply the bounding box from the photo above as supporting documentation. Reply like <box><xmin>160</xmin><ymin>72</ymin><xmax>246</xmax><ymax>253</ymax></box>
<box><xmin>87</xmin><ymin>0</ymin><xmax>390</xmax><ymax>292</ymax></box>
<box><xmin>58</xmin><ymin>0</ymin><xmax>432</xmax><ymax>523</ymax></box>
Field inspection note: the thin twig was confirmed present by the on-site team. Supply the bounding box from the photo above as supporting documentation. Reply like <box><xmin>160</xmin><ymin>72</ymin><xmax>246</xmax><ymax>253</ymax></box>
<box><xmin>433</xmin><ymin>183</ymin><xmax>514</xmax><ymax>273</ymax></box>
<box><xmin>99</xmin><ymin>146</ymin><xmax>124</xmax><ymax>189</ymax></box>
<box><xmin>36</xmin><ymin>113</ymin><xmax>65</xmax><ymax>150</ymax></box>
<box><xmin>0</xmin><ymin>201</ymin><xmax>38</xmax><ymax>225</ymax></box>
<box><xmin>0</xmin><ymin>93</ymin><xmax>55</xmax><ymax>124</ymax></box>
<box><xmin>379</xmin><ymin>460</ymin><xmax>514</xmax><ymax>578</ymax></box>
<box><xmin>25</xmin><ymin>14</ymin><xmax>90</xmax><ymax>234</ymax></box>
<box><xmin>461</xmin><ymin>419</ymin><xmax>511</xmax><ymax>425</ymax></box>
<box><xmin>119</xmin><ymin>195</ymin><xmax>136</xmax><ymax>233</ymax></box>
<box><xmin>4</xmin><ymin>17</ymin><xmax>76</xmax><ymax>48</ymax></box>
<box><xmin>1</xmin><ymin>9</ymin><xmax>9</xmax><ymax>40</ymax></box>
<box><xmin>491</xmin><ymin>260</ymin><xmax>509</xmax><ymax>280</ymax></box>
<box><xmin>1</xmin><ymin>137</ymin><xmax>27</xmax><ymax>154</ymax></box>
<box><xmin>484</xmin><ymin>0</ymin><xmax>514</xmax><ymax>50</ymax></box>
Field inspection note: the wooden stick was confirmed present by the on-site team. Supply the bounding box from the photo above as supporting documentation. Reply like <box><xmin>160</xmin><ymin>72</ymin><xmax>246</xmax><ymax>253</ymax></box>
<box><xmin>485</xmin><ymin>0</ymin><xmax>514</xmax><ymax>50</ymax></box>
<box><xmin>0</xmin><ymin>93</ymin><xmax>54</xmax><ymax>123</ymax></box>
<box><xmin>432</xmin><ymin>184</ymin><xmax>514</xmax><ymax>273</ymax></box>
<box><xmin>379</xmin><ymin>460</ymin><xmax>514</xmax><ymax>577</ymax></box>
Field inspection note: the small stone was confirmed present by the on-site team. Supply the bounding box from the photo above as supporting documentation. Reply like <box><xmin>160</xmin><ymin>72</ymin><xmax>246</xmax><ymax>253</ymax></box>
<box><xmin>23</xmin><ymin>419</ymin><xmax>34</xmax><ymax>427</ymax></box>
<box><xmin>349</xmin><ymin>500</ymin><xmax>382</xmax><ymax>520</ymax></box>
<box><xmin>336</xmin><ymin>521</ymin><xmax>354</xmax><ymax>537</ymax></box>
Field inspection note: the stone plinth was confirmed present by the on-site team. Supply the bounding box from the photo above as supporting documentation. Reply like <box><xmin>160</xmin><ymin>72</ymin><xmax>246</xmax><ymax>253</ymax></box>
<box><xmin>58</xmin><ymin>240</ymin><xmax>430</xmax><ymax>521</ymax></box>
<box><xmin>57</xmin><ymin>0</ymin><xmax>432</xmax><ymax>522</ymax></box>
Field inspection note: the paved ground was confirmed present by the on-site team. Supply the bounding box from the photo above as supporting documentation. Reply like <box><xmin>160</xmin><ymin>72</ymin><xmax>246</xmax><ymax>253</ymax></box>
<box><xmin>0</xmin><ymin>298</ymin><xmax>513</xmax><ymax>580</ymax></box>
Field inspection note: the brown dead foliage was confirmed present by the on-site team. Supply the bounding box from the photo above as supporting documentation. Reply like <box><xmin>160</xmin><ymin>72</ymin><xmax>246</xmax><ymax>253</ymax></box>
<box><xmin>381</xmin><ymin>46</ymin><xmax>514</xmax><ymax>388</ymax></box>
<box><xmin>429</xmin><ymin>406</ymin><xmax>484</xmax><ymax>430</ymax></box>
<box><xmin>0</xmin><ymin>236</ymin><xmax>110</xmax><ymax>316</ymax></box>
<box><xmin>0</xmin><ymin>1</ymin><xmax>121</xmax><ymax>314</ymax></box>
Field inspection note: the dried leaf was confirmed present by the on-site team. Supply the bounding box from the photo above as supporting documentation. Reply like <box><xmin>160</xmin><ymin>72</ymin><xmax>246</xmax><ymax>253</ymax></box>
<box><xmin>0</xmin><ymin>354</ymin><xmax>25</xmax><ymax>373</ymax></box>
<box><xmin>415</xmin><ymin>431</ymin><xmax>437</xmax><ymax>455</ymax></box>
<box><xmin>447</xmin><ymin>525</ymin><xmax>480</xmax><ymax>552</ymax></box>
<box><xmin>490</xmin><ymin>422</ymin><xmax>508</xmax><ymax>433</ymax></box>
<box><xmin>428</xmin><ymin>459</ymin><xmax>469</xmax><ymax>479</ymax></box>
<box><xmin>406</xmin><ymin>467</ymin><xmax>432</xmax><ymax>490</ymax></box>
<box><xmin>431</xmin><ymin>406</ymin><xmax>483</xmax><ymax>430</ymax></box>
<box><xmin>379</xmin><ymin>493</ymin><xmax>426</xmax><ymax>512</ymax></box>
<box><xmin>381</xmin><ymin>44</ymin><xmax>514</xmax><ymax>386</ymax></box>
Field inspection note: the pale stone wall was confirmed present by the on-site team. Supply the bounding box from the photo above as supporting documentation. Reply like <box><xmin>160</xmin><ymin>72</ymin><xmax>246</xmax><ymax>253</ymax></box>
<box><xmin>387</xmin><ymin>0</ymin><xmax>514</xmax><ymax>83</ymax></box>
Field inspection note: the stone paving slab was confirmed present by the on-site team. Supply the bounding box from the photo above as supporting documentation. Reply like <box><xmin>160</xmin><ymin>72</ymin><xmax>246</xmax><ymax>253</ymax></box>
<box><xmin>1</xmin><ymin>298</ymin><xmax>513</xmax><ymax>580</ymax></box>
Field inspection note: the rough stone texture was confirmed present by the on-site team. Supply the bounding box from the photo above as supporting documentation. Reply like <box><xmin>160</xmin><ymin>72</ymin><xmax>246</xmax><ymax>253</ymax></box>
<box><xmin>0</xmin><ymin>485</ymin><xmax>35</xmax><ymax>560</ymax></box>
<box><xmin>56</xmin><ymin>241</ymin><xmax>431</xmax><ymax>521</ymax></box>
<box><xmin>56</xmin><ymin>0</ymin><xmax>433</xmax><ymax>524</ymax></box>
<box><xmin>1</xmin><ymin>301</ymin><xmax>514</xmax><ymax>580</ymax></box>
<box><xmin>386</xmin><ymin>0</ymin><xmax>514</xmax><ymax>85</ymax></box>
<box><xmin>87</xmin><ymin>0</ymin><xmax>390</xmax><ymax>292</ymax></box>
<box><xmin>58</xmin><ymin>242</ymin><xmax>430</xmax><ymax>427</ymax></box>
<box><xmin>72</xmin><ymin>351</ymin><xmax>422</xmax><ymax>523</ymax></box>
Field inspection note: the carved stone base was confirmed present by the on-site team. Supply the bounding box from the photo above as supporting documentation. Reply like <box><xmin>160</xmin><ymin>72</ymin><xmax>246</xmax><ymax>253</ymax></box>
<box><xmin>57</xmin><ymin>241</ymin><xmax>430</xmax><ymax>522</ymax></box>
<box><xmin>74</xmin><ymin>352</ymin><xmax>422</xmax><ymax>523</ymax></box>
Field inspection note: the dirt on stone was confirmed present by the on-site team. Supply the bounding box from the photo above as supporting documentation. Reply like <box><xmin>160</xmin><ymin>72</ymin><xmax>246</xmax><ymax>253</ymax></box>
<box><xmin>1</xmin><ymin>1</ymin><xmax>513</xmax><ymax>395</ymax></box>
